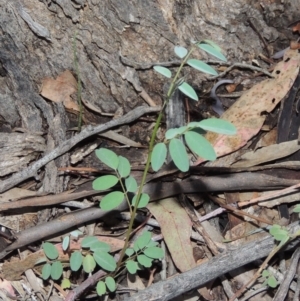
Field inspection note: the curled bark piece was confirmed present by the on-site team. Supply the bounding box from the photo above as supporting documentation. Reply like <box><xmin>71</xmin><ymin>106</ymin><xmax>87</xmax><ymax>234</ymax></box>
<box><xmin>210</xmin><ymin>79</ymin><xmax>234</xmax><ymax>116</ymax></box>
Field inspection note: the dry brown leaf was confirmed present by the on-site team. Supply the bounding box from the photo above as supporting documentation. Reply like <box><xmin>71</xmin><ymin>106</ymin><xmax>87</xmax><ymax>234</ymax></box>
<box><xmin>194</xmin><ymin>49</ymin><xmax>300</xmax><ymax>165</ymax></box>
<box><xmin>40</xmin><ymin>70</ymin><xmax>79</xmax><ymax>111</ymax></box>
<box><xmin>147</xmin><ymin>198</ymin><xmax>195</xmax><ymax>272</ymax></box>
<box><xmin>231</xmin><ymin>140</ymin><xmax>300</xmax><ymax>168</ymax></box>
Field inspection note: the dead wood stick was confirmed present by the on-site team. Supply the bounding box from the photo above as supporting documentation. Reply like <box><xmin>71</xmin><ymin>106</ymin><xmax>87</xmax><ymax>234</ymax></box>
<box><xmin>0</xmin><ymin>106</ymin><xmax>161</xmax><ymax>194</ymax></box>
<box><xmin>0</xmin><ymin>172</ymin><xmax>296</xmax><ymax>259</ymax></box>
<box><xmin>123</xmin><ymin>222</ymin><xmax>300</xmax><ymax>301</ymax></box>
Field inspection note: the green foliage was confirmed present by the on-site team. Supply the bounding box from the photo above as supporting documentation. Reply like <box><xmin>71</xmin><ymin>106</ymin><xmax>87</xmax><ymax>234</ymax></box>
<box><xmin>178</xmin><ymin>82</ymin><xmax>198</xmax><ymax>101</ymax></box>
<box><xmin>262</xmin><ymin>269</ymin><xmax>278</xmax><ymax>288</ymax></box>
<box><xmin>153</xmin><ymin>66</ymin><xmax>172</xmax><ymax>78</ymax></box>
<box><xmin>51</xmin><ymin>261</ymin><xmax>63</xmax><ymax>280</ymax></box>
<box><xmin>62</xmin><ymin>236</ymin><xmax>70</xmax><ymax>251</ymax></box>
<box><xmin>184</xmin><ymin>131</ymin><xmax>216</xmax><ymax>161</ymax></box>
<box><xmin>197</xmin><ymin>42</ymin><xmax>227</xmax><ymax>61</ymax></box>
<box><xmin>105</xmin><ymin>276</ymin><xmax>116</xmax><ymax>292</ymax></box>
<box><xmin>169</xmin><ymin>138</ymin><xmax>189</xmax><ymax>172</ymax></box>
<box><xmin>131</xmin><ymin>193</ymin><xmax>150</xmax><ymax>208</ymax></box>
<box><xmin>125</xmin><ymin>176</ymin><xmax>138</xmax><ymax>193</ymax></box>
<box><xmin>39</xmin><ymin>40</ymin><xmax>236</xmax><ymax>296</ymax></box>
<box><xmin>187</xmin><ymin>59</ymin><xmax>218</xmax><ymax>76</ymax></box>
<box><xmin>174</xmin><ymin>46</ymin><xmax>188</xmax><ymax>58</ymax></box>
<box><xmin>42</xmin><ymin>263</ymin><xmax>52</xmax><ymax>280</ymax></box>
<box><xmin>92</xmin><ymin>175</ymin><xmax>118</xmax><ymax>191</ymax></box>
<box><xmin>96</xmin><ymin>280</ymin><xmax>106</xmax><ymax>296</ymax></box>
<box><xmin>151</xmin><ymin>143</ymin><xmax>167</xmax><ymax>172</ymax></box>
<box><xmin>43</xmin><ymin>242</ymin><xmax>59</xmax><ymax>260</ymax></box>
<box><xmin>70</xmin><ymin>251</ymin><xmax>83</xmax><ymax>272</ymax></box>
<box><xmin>100</xmin><ymin>191</ymin><xmax>125</xmax><ymax>210</ymax></box>
<box><xmin>95</xmin><ymin>148</ymin><xmax>119</xmax><ymax>170</ymax></box>
<box><xmin>61</xmin><ymin>278</ymin><xmax>71</xmax><ymax>289</ymax></box>
<box><xmin>126</xmin><ymin>260</ymin><xmax>140</xmax><ymax>274</ymax></box>
<box><xmin>93</xmin><ymin>251</ymin><xmax>116</xmax><ymax>272</ymax></box>
<box><xmin>269</xmin><ymin>225</ymin><xmax>290</xmax><ymax>244</ymax></box>
<box><xmin>293</xmin><ymin>204</ymin><xmax>300</xmax><ymax>213</ymax></box>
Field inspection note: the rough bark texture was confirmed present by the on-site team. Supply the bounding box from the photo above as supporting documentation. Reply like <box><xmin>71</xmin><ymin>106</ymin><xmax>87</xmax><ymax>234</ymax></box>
<box><xmin>1</xmin><ymin>1</ymin><xmax>300</xmax><ymax>300</ymax></box>
<box><xmin>0</xmin><ymin>1</ymin><xmax>299</xmax><ymax>191</ymax></box>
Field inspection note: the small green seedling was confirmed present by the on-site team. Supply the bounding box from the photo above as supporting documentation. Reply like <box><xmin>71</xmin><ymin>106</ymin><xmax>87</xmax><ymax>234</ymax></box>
<box><xmin>261</xmin><ymin>269</ymin><xmax>278</xmax><ymax>288</ymax></box>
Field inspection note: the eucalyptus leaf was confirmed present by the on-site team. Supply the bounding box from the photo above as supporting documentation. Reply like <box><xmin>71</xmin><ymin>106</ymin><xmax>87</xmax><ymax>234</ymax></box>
<box><xmin>178</xmin><ymin>82</ymin><xmax>198</xmax><ymax>101</ymax></box>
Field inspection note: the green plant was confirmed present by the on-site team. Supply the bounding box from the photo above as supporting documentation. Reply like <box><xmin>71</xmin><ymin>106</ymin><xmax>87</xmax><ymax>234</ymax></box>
<box><xmin>41</xmin><ymin>40</ymin><xmax>237</xmax><ymax>296</ymax></box>
<box><xmin>261</xmin><ymin>269</ymin><xmax>278</xmax><ymax>288</ymax></box>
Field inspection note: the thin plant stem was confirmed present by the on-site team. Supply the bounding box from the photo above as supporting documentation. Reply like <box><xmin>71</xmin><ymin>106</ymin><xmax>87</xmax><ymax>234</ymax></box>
<box><xmin>113</xmin><ymin>46</ymin><xmax>196</xmax><ymax>275</ymax></box>
<box><xmin>73</xmin><ymin>31</ymin><xmax>83</xmax><ymax>131</ymax></box>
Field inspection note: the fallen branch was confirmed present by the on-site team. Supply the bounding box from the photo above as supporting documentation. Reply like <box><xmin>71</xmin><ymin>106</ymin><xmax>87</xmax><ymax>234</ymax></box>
<box><xmin>123</xmin><ymin>222</ymin><xmax>300</xmax><ymax>301</ymax></box>
<box><xmin>0</xmin><ymin>106</ymin><xmax>161</xmax><ymax>194</ymax></box>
